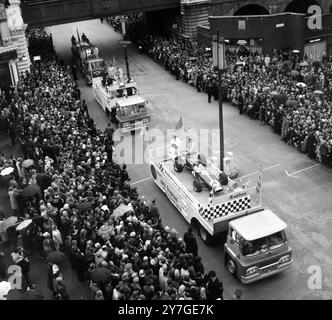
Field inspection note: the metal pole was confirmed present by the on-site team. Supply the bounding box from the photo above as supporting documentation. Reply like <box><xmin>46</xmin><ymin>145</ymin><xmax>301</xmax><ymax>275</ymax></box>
<box><xmin>217</xmin><ymin>29</ymin><xmax>224</xmax><ymax>172</ymax></box>
<box><xmin>124</xmin><ymin>45</ymin><xmax>131</xmax><ymax>82</ymax></box>
<box><xmin>122</xmin><ymin>17</ymin><xmax>131</xmax><ymax>82</ymax></box>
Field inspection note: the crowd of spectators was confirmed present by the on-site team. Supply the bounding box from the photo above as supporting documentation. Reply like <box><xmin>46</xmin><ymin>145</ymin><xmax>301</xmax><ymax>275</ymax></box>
<box><xmin>118</xmin><ymin>18</ymin><xmax>332</xmax><ymax>166</ymax></box>
<box><xmin>0</xmin><ymin>28</ymin><xmax>223</xmax><ymax>300</ymax></box>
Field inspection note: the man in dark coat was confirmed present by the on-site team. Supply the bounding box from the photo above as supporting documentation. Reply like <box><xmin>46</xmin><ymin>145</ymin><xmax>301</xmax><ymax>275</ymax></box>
<box><xmin>9</xmin><ymin>123</ymin><xmax>16</xmax><ymax>146</ymax></box>
<box><xmin>183</xmin><ymin>227</ymin><xmax>198</xmax><ymax>257</ymax></box>
<box><xmin>104</xmin><ymin>123</ymin><xmax>114</xmax><ymax>140</ymax></box>
<box><xmin>72</xmin><ymin>248</ymin><xmax>86</xmax><ymax>281</ymax></box>
<box><xmin>0</xmin><ymin>252</ymin><xmax>7</xmax><ymax>280</ymax></box>
<box><xmin>206</xmin><ymin>270</ymin><xmax>223</xmax><ymax>300</ymax></box>
<box><xmin>306</xmin><ymin>132</ymin><xmax>317</xmax><ymax>159</ymax></box>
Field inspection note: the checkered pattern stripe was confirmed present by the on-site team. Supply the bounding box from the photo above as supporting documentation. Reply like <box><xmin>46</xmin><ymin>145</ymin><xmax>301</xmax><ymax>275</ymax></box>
<box><xmin>199</xmin><ymin>196</ymin><xmax>251</xmax><ymax>220</ymax></box>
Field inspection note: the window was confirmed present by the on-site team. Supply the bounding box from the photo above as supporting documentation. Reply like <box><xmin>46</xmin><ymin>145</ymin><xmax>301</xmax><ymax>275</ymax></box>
<box><xmin>267</xmin><ymin>231</ymin><xmax>288</xmax><ymax>250</ymax></box>
<box><xmin>240</xmin><ymin>231</ymin><xmax>288</xmax><ymax>256</ymax></box>
<box><xmin>230</xmin><ymin>228</ymin><xmax>239</xmax><ymax>243</ymax></box>
<box><xmin>240</xmin><ymin>237</ymin><xmax>269</xmax><ymax>256</ymax></box>
<box><xmin>90</xmin><ymin>61</ymin><xmax>105</xmax><ymax>71</ymax></box>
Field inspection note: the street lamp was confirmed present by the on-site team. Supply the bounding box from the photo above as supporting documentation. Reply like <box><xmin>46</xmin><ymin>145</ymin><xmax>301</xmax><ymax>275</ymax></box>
<box><xmin>121</xmin><ymin>16</ymin><xmax>131</xmax><ymax>82</ymax></box>
<box><xmin>212</xmin><ymin>29</ymin><xmax>226</xmax><ymax>172</ymax></box>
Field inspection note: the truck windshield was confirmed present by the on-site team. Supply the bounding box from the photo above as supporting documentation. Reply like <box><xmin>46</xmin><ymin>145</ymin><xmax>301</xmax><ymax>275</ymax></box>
<box><xmin>240</xmin><ymin>231</ymin><xmax>287</xmax><ymax>256</ymax></box>
<box><xmin>118</xmin><ymin>103</ymin><xmax>146</xmax><ymax>117</ymax></box>
<box><xmin>90</xmin><ymin>61</ymin><xmax>105</xmax><ymax>71</ymax></box>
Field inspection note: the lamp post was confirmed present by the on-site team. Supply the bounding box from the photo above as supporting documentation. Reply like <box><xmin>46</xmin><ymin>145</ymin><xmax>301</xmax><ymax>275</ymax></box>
<box><xmin>121</xmin><ymin>16</ymin><xmax>131</xmax><ymax>82</ymax></box>
<box><xmin>212</xmin><ymin>29</ymin><xmax>226</xmax><ymax>172</ymax></box>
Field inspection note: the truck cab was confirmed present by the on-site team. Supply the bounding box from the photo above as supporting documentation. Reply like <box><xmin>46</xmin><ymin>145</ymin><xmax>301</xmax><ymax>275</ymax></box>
<box><xmin>84</xmin><ymin>58</ymin><xmax>107</xmax><ymax>85</ymax></box>
<box><xmin>224</xmin><ymin>210</ymin><xmax>292</xmax><ymax>284</ymax></box>
<box><xmin>115</xmin><ymin>96</ymin><xmax>150</xmax><ymax>133</ymax></box>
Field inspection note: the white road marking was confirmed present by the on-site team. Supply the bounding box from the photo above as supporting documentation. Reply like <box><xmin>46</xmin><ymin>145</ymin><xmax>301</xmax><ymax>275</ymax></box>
<box><xmin>293</xmin><ymin>264</ymin><xmax>305</xmax><ymax>274</ymax></box>
<box><xmin>136</xmin><ymin>63</ymin><xmax>145</xmax><ymax>72</ymax></box>
<box><xmin>238</xmin><ymin>163</ymin><xmax>281</xmax><ymax>180</ymax></box>
<box><xmin>285</xmin><ymin>163</ymin><xmax>320</xmax><ymax>178</ymax></box>
<box><xmin>131</xmin><ymin>177</ymin><xmax>152</xmax><ymax>186</ymax></box>
<box><xmin>285</xmin><ymin>169</ymin><xmax>300</xmax><ymax>179</ymax></box>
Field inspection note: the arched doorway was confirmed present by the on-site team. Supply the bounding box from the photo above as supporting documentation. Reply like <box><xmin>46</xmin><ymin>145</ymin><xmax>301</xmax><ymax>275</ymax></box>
<box><xmin>233</xmin><ymin>4</ymin><xmax>270</xmax><ymax>15</ymax></box>
<box><xmin>284</xmin><ymin>0</ymin><xmax>320</xmax><ymax>15</ymax></box>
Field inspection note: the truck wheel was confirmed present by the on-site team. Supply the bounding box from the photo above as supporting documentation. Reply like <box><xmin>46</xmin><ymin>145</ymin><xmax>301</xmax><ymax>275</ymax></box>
<box><xmin>193</xmin><ymin>179</ymin><xmax>203</xmax><ymax>193</ymax></box>
<box><xmin>226</xmin><ymin>256</ymin><xmax>237</xmax><ymax>276</ymax></box>
<box><xmin>174</xmin><ymin>162</ymin><xmax>183</xmax><ymax>173</ymax></box>
<box><xmin>199</xmin><ymin>224</ymin><xmax>213</xmax><ymax>245</ymax></box>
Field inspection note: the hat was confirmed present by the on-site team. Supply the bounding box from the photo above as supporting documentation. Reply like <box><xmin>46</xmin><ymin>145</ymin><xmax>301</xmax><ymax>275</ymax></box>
<box><xmin>143</xmin><ymin>256</ymin><xmax>148</xmax><ymax>261</ymax></box>
<box><xmin>139</xmin><ymin>269</ymin><xmax>146</xmax><ymax>277</ymax></box>
<box><xmin>43</xmin><ymin>232</ymin><xmax>50</xmax><ymax>238</ymax></box>
<box><xmin>52</xmin><ymin>264</ymin><xmax>59</xmax><ymax>274</ymax></box>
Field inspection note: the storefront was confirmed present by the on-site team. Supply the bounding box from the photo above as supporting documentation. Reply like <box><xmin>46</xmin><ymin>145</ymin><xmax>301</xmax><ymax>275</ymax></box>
<box><xmin>305</xmin><ymin>13</ymin><xmax>332</xmax><ymax>61</ymax></box>
<box><xmin>225</xmin><ymin>38</ymin><xmax>264</xmax><ymax>54</ymax></box>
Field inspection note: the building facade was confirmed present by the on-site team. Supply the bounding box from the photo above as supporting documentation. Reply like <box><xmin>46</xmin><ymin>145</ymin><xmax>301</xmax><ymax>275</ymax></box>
<box><xmin>0</xmin><ymin>0</ymin><xmax>30</xmax><ymax>92</ymax></box>
<box><xmin>196</xmin><ymin>0</ymin><xmax>332</xmax><ymax>59</ymax></box>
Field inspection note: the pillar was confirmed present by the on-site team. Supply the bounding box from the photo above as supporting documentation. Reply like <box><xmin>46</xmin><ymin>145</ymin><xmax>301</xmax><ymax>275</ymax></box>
<box><xmin>6</xmin><ymin>0</ymin><xmax>31</xmax><ymax>77</ymax></box>
<box><xmin>180</xmin><ymin>0</ymin><xmax>209</xmax><ymax>40</ymax></box>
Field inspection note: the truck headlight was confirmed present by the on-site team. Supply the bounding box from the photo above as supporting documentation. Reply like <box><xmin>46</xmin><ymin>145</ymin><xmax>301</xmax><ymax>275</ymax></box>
<box><xmin>123</xmin><ymin>122</ymin><xmax>130</xmax><ymax>127</ymax></box>
<box><xmin>246</xmin><ymin>267</ymin><xmax>259</xmax><ymax>276</ymax></box>
<box><xmin>143</xmin><ymin>118</ymin><xmax>149</xmax><ymax>124</ymax></box>
<box><xmin>279</xmin><ymin>255</ymin><xmax>291</xmax><ymax>264</ymax></box>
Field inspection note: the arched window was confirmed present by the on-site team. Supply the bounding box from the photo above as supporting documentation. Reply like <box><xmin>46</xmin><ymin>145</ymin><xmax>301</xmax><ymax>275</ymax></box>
<box><xmin>284</xmin><ymin>0</ymin><xmax>321</xmax><ymax>15</ymax></box>
<box><xmin>233</xmin><ymin>4</ymin><xmax>270</xmax><ymax>16</ymax></box>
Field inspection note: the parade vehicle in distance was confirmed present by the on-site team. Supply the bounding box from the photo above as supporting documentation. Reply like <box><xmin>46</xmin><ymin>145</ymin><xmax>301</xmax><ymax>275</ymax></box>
<box><xmin>71</xmin><ymin>40</ymin><xmax>92</xmax><ymax>65</ymax></box>
<box><xmin>71</xmin><ymin>40</ymin><xmax>106</xmax><ymax>85</ymax></box>
<box><xmin>83</xmin><ymin>58</ymin><xmax>107</xmax><ymax>86</ymax></box>
<box><xmin>225</xmin><ymin>210</ymin><xmax>292</xmax><ymax>283</ymax></box>
<box><xmin>149</xmin><ymin>140</ymin><xmax>292</xmax><ymax>282</ymax></box>
<box><xmin>93</xmin><ymin>68</ymin><xmax>150</xmax><ymax>133</ymax></box>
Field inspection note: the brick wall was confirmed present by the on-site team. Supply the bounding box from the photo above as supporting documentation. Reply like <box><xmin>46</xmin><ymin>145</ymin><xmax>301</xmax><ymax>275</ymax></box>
<box><xmin>208</xmin><ymin>13</ymin><xmax>305</xmax><ymax>55</ymax></box>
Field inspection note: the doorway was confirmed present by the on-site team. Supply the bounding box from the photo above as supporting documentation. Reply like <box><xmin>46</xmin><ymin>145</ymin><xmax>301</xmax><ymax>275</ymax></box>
<box><xmin>0</xmin><ymin>62</ymin><xmax>12</xmax><ymax>92</ymax></box>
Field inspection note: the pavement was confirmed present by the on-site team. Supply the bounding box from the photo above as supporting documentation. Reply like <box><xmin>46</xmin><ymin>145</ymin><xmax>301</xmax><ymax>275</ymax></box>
<box><xmin>2</xmin><ymin>18</ymin><xmax>329</xmax><ymax>300</ymax></box>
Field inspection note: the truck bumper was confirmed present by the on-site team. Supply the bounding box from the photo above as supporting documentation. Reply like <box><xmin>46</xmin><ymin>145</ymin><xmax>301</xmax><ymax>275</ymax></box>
<box><xmin>240</xmin><ymin>260</ymin><xmax>292</xmax><ymax>284</ymax></box>
<box><xmin>119</xmin><ymin>122</ymin><xmax>150</xmax><ymax>133</ymax></box>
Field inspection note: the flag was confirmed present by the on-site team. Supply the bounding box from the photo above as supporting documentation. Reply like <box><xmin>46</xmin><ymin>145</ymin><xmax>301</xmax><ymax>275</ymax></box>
<box><xmin>76</xmin><ymin>28</ymin><xmax>81</xmax><ymax>43</ymax></box>
<box><xmin>175</xmin><ymin>114</ymin><xmax>183</xmax><ymax>130</ymax></box>
<box><xmin>256</xmin><ymin>169</ymin><xmax>262</xmax><ymax>193</ymax></box>
<box><xmin>139</xmin><ymin>125</ymin><xmax>147</xmax><ymax>138</ymax></box>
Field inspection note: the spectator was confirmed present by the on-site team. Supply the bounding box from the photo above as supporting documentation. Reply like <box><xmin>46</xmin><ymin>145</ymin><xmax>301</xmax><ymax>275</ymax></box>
<box><xmin>183</xmin><ymin>227</ymin><xmax>198</xmax><ymax>257</ymax></box>
<box><xmin>206</xmin><ymin>270</ymin><xmax>223</xmax><ymax>300</ymax></box>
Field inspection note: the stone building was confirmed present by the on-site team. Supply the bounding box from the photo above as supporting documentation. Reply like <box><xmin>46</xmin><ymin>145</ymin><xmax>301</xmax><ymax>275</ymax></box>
<box><xmin>0</xmin><ymin>0</ymin><xmax>30</xmax><ymax>92</ymax></box>
<box><xmin>196</xmin><ymin>0</ymin><xmax>332</xmax><ymax>59</ymax></box>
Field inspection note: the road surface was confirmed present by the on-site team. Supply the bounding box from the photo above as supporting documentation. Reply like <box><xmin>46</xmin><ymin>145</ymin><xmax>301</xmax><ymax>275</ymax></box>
<box><xmin>46</xmin><ymin>19</ymin><xmax>332</xmax><ymax>300</ymax></box>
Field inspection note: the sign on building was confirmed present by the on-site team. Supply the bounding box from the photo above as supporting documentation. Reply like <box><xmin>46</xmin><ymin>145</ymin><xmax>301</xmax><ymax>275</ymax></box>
<box><xmin>238</xmin><ymin>20</ymin><xmax>245</xmax><ymax>30</ymax></box>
